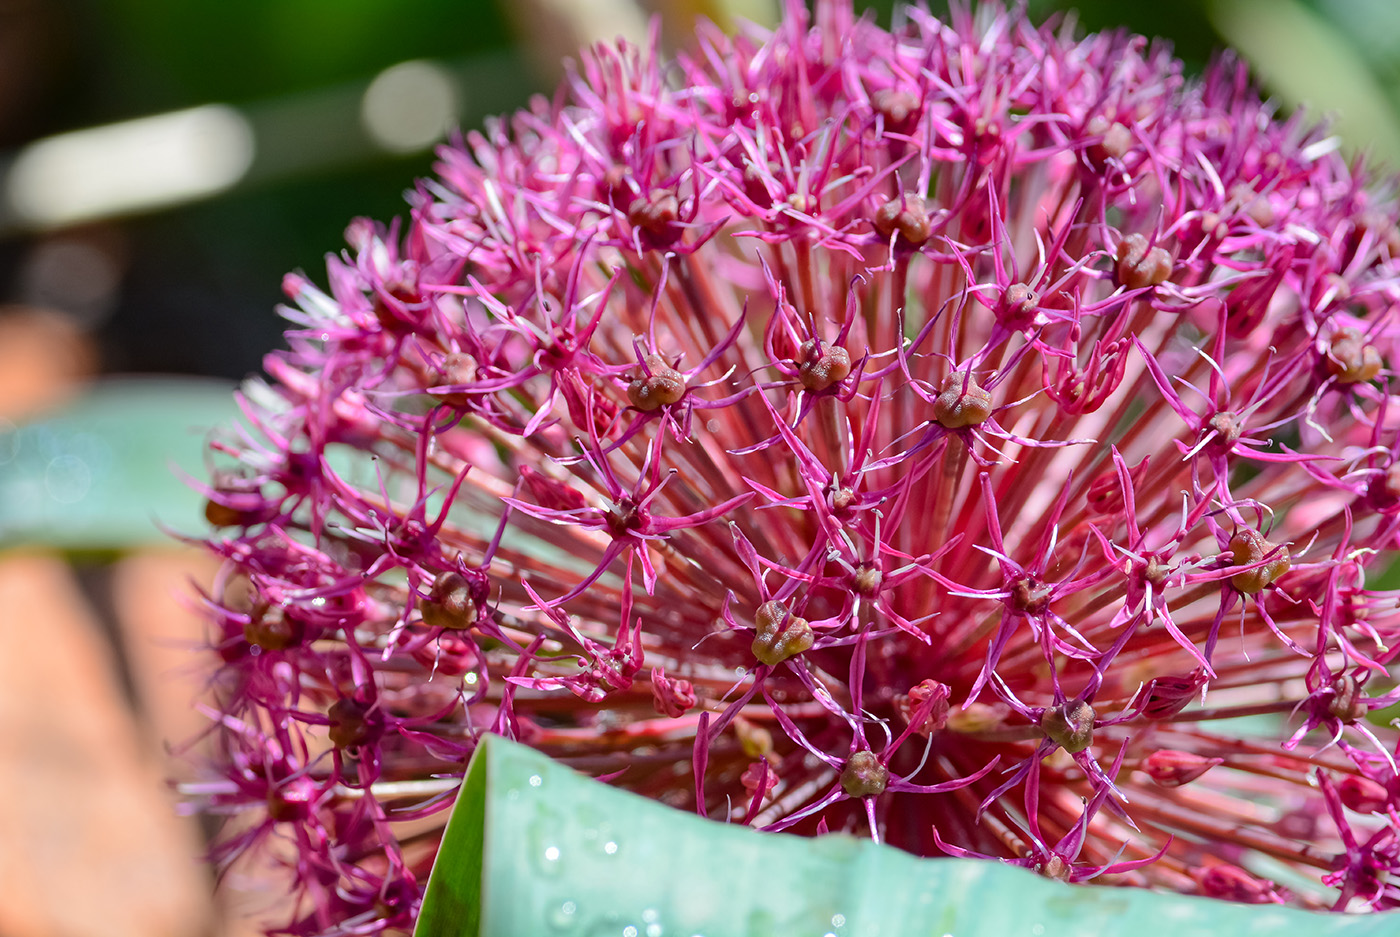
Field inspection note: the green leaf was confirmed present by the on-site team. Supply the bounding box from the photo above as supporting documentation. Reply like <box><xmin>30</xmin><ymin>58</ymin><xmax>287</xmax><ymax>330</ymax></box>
<box><xmin>0</xmin><ymin>377</ymin><xmax>238</xmax><ymax>550</ymax></box>
<box><xmin>418</xmin><ymin>736</ymin><xmax>1397</xmax><ymax>937</ymax></box>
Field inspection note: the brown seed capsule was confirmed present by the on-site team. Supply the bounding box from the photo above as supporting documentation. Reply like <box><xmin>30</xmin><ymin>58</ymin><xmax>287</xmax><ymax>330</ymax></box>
<box><xmin>1010</xmin><ymin>577</ymin><xmax>1052</xmax><ymax>615</ymax></box>
<box><xmin>204</xmin><ymin>498</ymin><xmax>247</xmax><ymax>528</ymax></box>
<box><xmin>1226</xmin><ymin>528</ymin><xmax>1290</xmax><ymax>594</ymax></box>
<box><xmin>430</xmin><ymin>352</ymin><xmax>478</xmax><ymax>407</ymax></box>
<box><xmin>946</xmin><ymin>701</ymin><xmax>1010</xmax><ymax>734</ymax></box>
<box><xmin>627</xmin><ymin>193</ymin><xmax>680</xmax><ymax>233</ymax></box>
<box><xmin>873</xmin><ymin>194</ymin><xmax>932</xmax><ymax>245</ymax></box>
<box><xmin>1229</xmin><ymin>183</ymin><xmax>1275</xmax><ymax>228</ymax></box>
<box><xmin>1206</xmin><ymin>411</ymin><xmax>1244</xmax><ymax>448</ymax></box>
<box><xmin>840</xmin><ymin>750</ymin><xmax>890</xmax><ymax>797</ymax></box>
<box><xmin>266</xmin><ymin>776</ymin><xmax>315</xmax><ymax>823</ymax></box>
<box><xmin>871</xmin><ymin>88</ymin><xmax>920</xmax><ymax>133</ymax></box>
<box><xmin>1001</xmin><ymin>283</ymin><xmax>1039</xmax><ymax>324</ymax></box>
<box><xmin>852</xmin><ymin>564</ymin><xmax>883</xmax><ymax>597</ymax></box>
<box><xmin>327</xmin><ymin>697</ymin><xmax>379</xmax><ymax>749</ymax></box>
<box><xmin>1086</xmin><ymin>117</ymin><xmax>1133</xmax><ymax>165</ymax></box>
<box><xmin>420</xmin><ymin>570</ymin><xmax>479</xmax><ymax>630</ymax></box>
<box><xmin>600</xmin><ymin>164</ymin><xmax>633</xmax><ymax>207</ymax></box>
<box><xmin>750</xmin><ymin>599</ymin><xmax>814</xmax><ymax>666</ymax></box>
<box><xmin>1039</xmin><ymin>854</ymin><xmax>1074</xmax><ymax>882</ymax></box>
<box><xmin>796</xmin><ymin>340</ymin><xmax>852</xmax><ymax>392</ymax></box>
<box><xmin>933</xmin><ymin>372</ymin><xmax>994</xmax><ymax>428</ymax></box>
<box><xmin>1326</xmin><ymin>328</ymin><xmax>1383</xmax><ymax>384</ymax></box>
<box><xmin>1386</xmin><ymin>463</ymin><xmax>1400</xmax><ymax>502</ymax></box>
<box><xmin>244</xmin><ymin>601</ymin><xmax>301</xmax><ymax>651</ymax></box>
<box><xmin>372</xmin><ymin>281</ymin><xmax>423</xmax><ymax>335</ymax></box>
<box><xmin>1114</xmin><ymin>233</ymin><xmax>1172</xmax><ymax>289</ymax></box>
<box><xmin>1328</xmin><ymin>673</ymin><xmax>1368</xmax><ymax>724</ymax></box>
<box><xmin>626</xmin><ymin>354</ymin><xmax>687</xmax><ymax>410</ymax></box>
<box><xmin>734</xmin><ymin>716</ymin><xmax>774</xmax><ymax>759</ymax></box>
<box><xmin>1041</xmin><ymin>699</ymin><xmax>1095</xmax><ymax>754</ymax></box>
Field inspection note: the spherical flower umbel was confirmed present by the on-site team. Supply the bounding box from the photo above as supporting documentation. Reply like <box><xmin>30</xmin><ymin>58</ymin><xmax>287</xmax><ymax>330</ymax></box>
<box><xmin>193</xmin><ymin>1</ymin><xmax>1400</xmax><ymax>930</ymax></box>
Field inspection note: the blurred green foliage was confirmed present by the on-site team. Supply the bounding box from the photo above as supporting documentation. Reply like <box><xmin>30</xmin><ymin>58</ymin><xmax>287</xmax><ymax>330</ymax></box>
<box><xmin>91</xmin><ymin>0</ymin><xmax>512</xmax><ymax>110</ymax></box>
<box><xmin>15</xmin><ymin>0</ymin><xmax>1400</xmax><ymax>385</ymax></box>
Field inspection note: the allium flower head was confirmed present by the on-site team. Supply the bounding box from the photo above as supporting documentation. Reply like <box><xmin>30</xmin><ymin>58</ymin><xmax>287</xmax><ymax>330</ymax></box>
<box><xmin>194</xmin><ymin>1</ymin><xmax>1400</xmax><ymax>930</ymax></box>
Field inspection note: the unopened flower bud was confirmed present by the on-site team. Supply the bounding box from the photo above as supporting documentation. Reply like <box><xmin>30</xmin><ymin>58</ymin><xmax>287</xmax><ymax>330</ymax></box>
<box><xmin>741</xmin><ymin>760</ymin><xmax>779</xmax><ymax>800</ymax></box>
<box><xmin>840</xmin><ymin>750</ymin><xmax>890</xmax><ymax>797</ymax></box>
<box><xmin>1139</xmin><ymin>671</ymin><xmax>1206</xmax><ymax>719</ymax></box>
<box><xmin>650</xmin><ymin>667</ymin><xmax>697</xmax><ymax>718</ymax></box>
<box><xmin>894</xmin><ymin>680</ymin><xmax>951</xmax><ymax>736</ymax></box>
<box><xmin>1338</xmin><ymin>774</ymin><xmax>1390</xmax><ymax>814</ymax></box>
<box><xmin>1142</xmin><ymin>749</ymin><xmax>1224</xmax><ymax>787</ymax></box>
<box><xmin>1041</xmin><ymin>699</ymin><xmax>1095</xmax><ymax>753</ymax></box>
<box><xmin>751</xmin><ymin>599</ymin><xmax>813</xmax><ymax>666</ymax></box>
<box><xmin>1196</xmin><ymin>864</ymin><xmax>1278</xmax><ymax>904</ymax></box>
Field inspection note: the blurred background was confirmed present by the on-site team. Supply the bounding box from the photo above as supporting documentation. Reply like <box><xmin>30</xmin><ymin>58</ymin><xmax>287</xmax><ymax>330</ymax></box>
<box><xmin>1</xmin><ymin>0</ymin><xmax>1399</xmax><ymax>934</ymax></box>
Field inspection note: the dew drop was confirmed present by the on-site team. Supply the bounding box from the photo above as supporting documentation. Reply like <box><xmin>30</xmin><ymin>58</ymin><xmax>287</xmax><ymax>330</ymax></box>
<box><xmin>831</xmin><ymin>914</ymin><xmax>846</xmax><ymax>928</ymax></box>
<box><xmin>603</xmin><ymin>840</ymin><xmax>618</xmax><ymax>855</ymax></box>
<box><xmin>624</xmin><ymin>927</ymin><xmax>638</xmax><ymax>937</ymax></box>
<box><xmin>544</xmin><ymin>845</ymin><xmax>560</xmax><ymax>862</ymax></box>
<box><xmin>529</xmin><ymin>774</ymin><xmax>543</xmax><ymax>787</ymax></box>
<box><xmin>549</xmin><ymin>901</ymin><xmax>578</xmax><ymax>931</ymax></box>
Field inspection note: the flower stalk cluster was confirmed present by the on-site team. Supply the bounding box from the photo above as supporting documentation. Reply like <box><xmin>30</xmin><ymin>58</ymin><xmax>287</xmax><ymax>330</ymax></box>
<box><xmin>192</xmin><ymin>1</ymin><xmax>1400</xmax><ymax>931</ymax></box>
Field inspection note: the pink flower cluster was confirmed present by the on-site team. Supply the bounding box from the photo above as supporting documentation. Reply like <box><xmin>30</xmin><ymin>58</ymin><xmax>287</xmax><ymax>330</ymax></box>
<box><xmin>192</xmin><ymin>1</ymin><xmax>1400</xmax><ymax>931</ymax></box>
